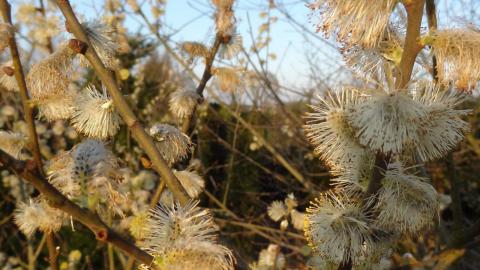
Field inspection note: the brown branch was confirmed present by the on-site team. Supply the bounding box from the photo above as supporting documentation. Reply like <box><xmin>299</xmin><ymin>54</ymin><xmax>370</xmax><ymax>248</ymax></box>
<box><xmin>426</xmin><ymin>0</ymin><xmax>438</xmax><ymax>82</ymax></box>
<box><xmin>37</xmin><ymin>0</ymin><xmax>54</xmax><ymax>53</ymax></box>
<box><xmin>0</xmin><ymin>0</ymin><xmax>43</xmax><ymax>174</ymax></box>
<box><xmin>395</xmin><ymin>0</ymin><xmax>426</xmax><ymax>88</ymax></box>
<box><xmin>46</xmin><ymin>233</ymin><xmax>58</xmax><ymax>270</ymax></box>
<box><xmin>52</xmin><ymin>0</ymin><xmax>189</xmax><ymax>205</ymax></box>
<box><xmin>181</xmin><ymin>33</ymin><xmax>223</xmax><ymax>133</ymax></box>
<box><xmin>0</xmin><ymin>149</ymin><xmax>159</xmax><ymax>269</ymax></box>
<box><xmin>0</xmin><ymin>1</ymin><xmax>60</xmax><ymax>268</ymax></box>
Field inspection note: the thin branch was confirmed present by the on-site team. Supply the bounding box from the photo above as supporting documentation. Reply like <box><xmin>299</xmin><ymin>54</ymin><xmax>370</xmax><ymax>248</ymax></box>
<box><xmin>52</xmin><ymin>0</ymin><xmax>190</xmax><ymax>205</ymax></box>
<box><xmin>0</xmin><ymin>149</ymin><xmax>159</xmax><ymax>270</ymax></box>
<box><xmin>395</xmin><ymin>0</ymin><xmax>427</xmax><ymax>88</ymax></box>
<box><xmin>181</xmin><ymin>33</ymin><xmax>223</xmax><ymax>133</ymax></box>
<box><xmin>426</xmin><ymin>0</ymin><xmax>438</xmax><ymax>82</ymax></box>
<box><xmin>0</xmin><ymin>0</ymin><xmax>43</xmax><ymax>174</ymax></box>
<box><xmin>0</xmin><ymin>1</ymin><xmax>59</xmax><ymax>268</ymax></box>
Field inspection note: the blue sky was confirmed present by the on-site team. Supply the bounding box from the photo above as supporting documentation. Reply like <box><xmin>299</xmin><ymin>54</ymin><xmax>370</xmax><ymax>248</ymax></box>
<box><xmin>74</xmin><ymin>0</ymin><xmax>327</xmax><ymax>89</ymax></box>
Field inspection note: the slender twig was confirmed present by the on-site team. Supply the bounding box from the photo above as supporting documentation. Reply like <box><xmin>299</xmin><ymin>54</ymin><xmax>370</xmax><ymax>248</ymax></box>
<box><xmin>0</xmin><ymin>1</ymin><xmax>60</xmax><ymax>269</ymax></box>
<box><xmin>46</xmin><ymin>234</ymin><xmax>58</xmax><ymax>270</ymax></box>
<box><xmin>181</xmin><ymin>33</ymin><xmax>222</xmax><ymax>133</ymax></box>
<box><xmin>395</xmin><ymin>0</ymin><xmax>426</xmax><ymax>88</ymax></box>
<box><xmin>0</xmin><ymin>149</ymin><xmax>160</xmax><ymax>270</ymax></box>
<box><xmin>37</xmin><ymin>0</ymin><xmax>55</xmax><ymax>53</ymax></box>
<box><xmin>52</xmin><ymin>0</ymin><xmax>189</xmax><ymax>205</ymax></box>
<box><xmin>0</xmin><ymin>0</ymin><xmax>43</xmax><ymax>174</ymax></box>
<box><xmin>426</xmin><ymin>0</ymin><xmax>438</xmax><ymax>82</ymax></box>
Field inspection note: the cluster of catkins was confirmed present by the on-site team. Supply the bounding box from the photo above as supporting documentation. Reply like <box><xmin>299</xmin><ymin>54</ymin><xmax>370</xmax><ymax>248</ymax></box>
<box><xmin>0</xmin><ymin>1</ymin><xmax>241</xmax><ymax>269</ymax></box>
<box><xmin>302</xmin><ymin>0</ymin><xmax>475</xmax><ymax>269</ymax></box>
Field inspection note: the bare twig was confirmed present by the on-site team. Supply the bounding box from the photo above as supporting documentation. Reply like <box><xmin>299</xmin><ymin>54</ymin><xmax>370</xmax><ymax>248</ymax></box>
<box><xmin>0</xmin><ymin>0</ymin><xmax>43</xmax><ymax>174</ymax></box>
<box><xmin>52</xmin><ymin>0</ymin><xmax>189</xmax><ymax>205</ymax></box>
<box><xmin>0</xmin><ymin>149</ymin><xmax>159</xmax><ymax>270</ymax></box>
<box><xmin>395</xmin><ymin>0</ymin><xmax>426</xmax><ymax>88</ymax></box>
<box><xmin>426</xmin><ymin>0</ymin><xmax>438</xmax><ymax>81</ymax></box>
<box><xmin>0</xmin><ymin>1</ymin><xmax>59</xmax><ymax>268</ymax></box>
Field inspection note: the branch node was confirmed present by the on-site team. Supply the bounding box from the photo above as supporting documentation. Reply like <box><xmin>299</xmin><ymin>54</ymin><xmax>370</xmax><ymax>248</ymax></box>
<box><xmin>96</xmin><ymin>229</ymin><xmax>108</xmax><ymax>241</ymax></box>
<box><xmin>2</xmin><ymin>66</ymin><xmax>14</xmax><ymax>76</ymax></box>
<box><xmin>68</xmin><ymin>39</ymin><xmax>88</xmax><ymax>54</ymax></box>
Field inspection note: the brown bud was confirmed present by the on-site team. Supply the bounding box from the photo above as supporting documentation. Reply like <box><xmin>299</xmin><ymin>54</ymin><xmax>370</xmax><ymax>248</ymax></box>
<box><xmin>96</xmin><ymin>229</ymin><xmax>108</xmax><ymax>241</ymax></box>
<box><xmin>221</xmin><ymin>34</ymin><xmax>233</xmax><ymax>44</ymax></box>
<box><xmin>2</xmin><ymin>66</ymin><xmax>14</xmax><ymax>76</ymax></box>
<box><xmin>68</xmin><ymin>39</ymin><xmax>88</xmax><ymax>55</ymax></box>
<box><xmin>140</xmin><ymin>156</ymin><xmax>152</xmax><ymax>169</ymax></box>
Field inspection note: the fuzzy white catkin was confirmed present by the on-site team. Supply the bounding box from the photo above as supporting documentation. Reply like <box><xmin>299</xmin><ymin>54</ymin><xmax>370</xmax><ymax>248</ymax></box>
<box><xmin>139</xmin><ymin>201</ymin><xmax>235</xmax><ymax>270</ymax></box>
<box><xmin>348</xmin><ymin>90</ymin><xmax>426</xmax><ymax>154</ymax></box>
<box><xmin>169</xmin><ymin>89</ymin><xmax>201</xmax><ymax>119</ymax></box>
<box><xmin>149</xmin><ymin>123</ymin><xmax>193</xmax><ymax>164</ymax></box>
<box><xmin>173</xmin><ymin>170</ymin><xmax>205</xmax><ymax>199</ymax></box>
<box><xmin>267</xmin><ymin>201</ymin><xmax>288</xmax><ymax>222</ymax></box>
<box><xmin>375</xmin><ymin>163</ymin><xmax>439</xmax><ymax>235</ymax></box>
<box><xmin>305</xmin><ymin>193</ymin><xmax>376</xmax><ymax>266</ymax></box>
<box><xmin>431</xmin><ymin>29</ymin><xmax>480</xmax><ymax>90</ymax></box>
<box><xmin>309</xmin><ymin>0</ymin><xmax>397</xmax><ymax>48</ymax></box>
<box><xmin>414</xmin><ymin>85</ymin><xmax>470</xmax><ymax>161</ymax></box>
<box><xmin>14</xmin><ymin>198</ymin><xmax>64</xmax><ymax>236</ymax></box>
<box><xmin>27</xmin><ymin>41</ymin><xmax>76</xmax><ymax>101</ymax></box>
<box><xmin>0</xmin><ymin>131</ymin><xmax>26</xmax><ymax>159</ymax></box>
<box><xmin>37</xmin><ymin>88</ymin><xmax>76</xmax><ymax>121</ymax></box>
<box><xmin>304</xmin><ymin>89</ymin><xmax>367</xmax><ymax>170</ymax></box>
<box><xmin>47</xmin><ymin>140</ymin><xmax>124</xmax><ymax>217</ymax></box>
<box><xmin>78</xmin><ymin>19</ymin><xmax>119</xmax><ymax>70</ymax></box>
<box><xmin>218</xmin><ymin>31</ymin><xmax>242</xmax><ymax>60</ymax></box>
<box><xmin>71</xmin><ymin>85</ymin><xmax>121</xmax><ymax>139</ymax></box>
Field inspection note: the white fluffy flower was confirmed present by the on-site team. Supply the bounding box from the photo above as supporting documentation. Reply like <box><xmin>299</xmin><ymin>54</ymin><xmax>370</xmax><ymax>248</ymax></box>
<box><xmin>71</xmin><ymin>85</ymin><xmax>121</xmax><ymax>140</ymax></box>
<box><xmin>27</xmin><ymin>41</ymin><xmax>76</xmax><ymax>101</ymax></box>
<box><xmin>139</xmin><ymin>201</ymin><xmax>235</xmax><ymax>270</ymax></box>
<box><xmin>47</xmin><ymin>140</ymin><xmax>124</xmax><ymax>216</ymax></box>
<box><xmin>305</xmin><ymin>193</ymin><xmax>374</xmax><ymax>266</ymax></box>
<box><xmin>349</xmin><ymin>90</ymin><xmax>426</xmax><ymax>154</ymax></box>
<box><xmin>218</xmin><ymin>31</ymin><xmax>242</xmax><ymax>60</ymax></box>
<box><xmin>342</xmin><ymin>26</ymin><xmax>403</xmax><ymax>80</ymax></box>
<box><xmin>173</xmin><ymin>170</ymin><xmax>205</xmax><ymax>199</ymax></box>
<box><xmin>290</xmin><ymin>209</ymin><xmax>305</xmax><ymax>231</ymax></box>
<box><xmin>331</xmin><ymin>155</ymin><xmax>375</xmax><ymax>195</ymax></box>
<box><xmin>308</xmin><ymin>0</ymin><xmax>397</xmax><ymax>48</ymax></box>
<box><xmin>267</xmin><ymin>201</ymin><xmax>288</xmax><ymax>222</ymax></box>
<box><xmin>37</xmin><ymin>88</ymin><xmax>76</xmax><ymax>121</ymax></box>
<box><xmin>375</xmin><ymin>163</ymin><xmax>439</xmax><ymax>235</ymax></box>
<box><xmin>414</xmin><ymin>85</ymin><xmax>470</xmax><ymax>161</ymax></box>
<box><xmin>304</xmin><ymin>89</ymin><xmax>366</xmax><ymax>170</ymax></box>
<box><xmin>0</xmin><ymin>131</ymin><xmax>26</xmax><ymax>159</ymax></box>
<box><xmin>169</xmin><ymin>89</ymin><xmax>201</xmax><ymax>119</ymax></box>
<box><xmin>430</xmin><ymin>28</ymin><xmax>480</xmax><ymax>90</ymax></box>
<box><xmin>257</xmin><ymin>244</ymin><xmax>286</xmax><ymax>270</ymax></box>
<box><xmin>79</xmin><ymin>19</ymin><xmax>119</xmax><ymax>70</ymax></box>
<box><xmin>149</xmin><ymin>123</ymin><xmax>193</xmax><ymax>164</ymax></box>
<box><xmin>14</xmin><ymin>198</ymin><xmax>64</xmax><ymax>236</ymax></box>
<box><xmin>0</xmin><ymin>61</ymin><xmax>18</xmax><ymax>92</ymax></box>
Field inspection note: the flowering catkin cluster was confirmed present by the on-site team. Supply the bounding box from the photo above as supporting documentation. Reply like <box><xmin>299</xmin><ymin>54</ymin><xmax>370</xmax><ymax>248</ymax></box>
<box><xmin>308</xmin><ymin>0</ymin><xmax>398</xmax><ymax>48</ymax></box>
<box><xmin>137</xmin><ymin>201</ymin><xmax>235</xmax><ymax>270</ymax></box>
<box><xmin>303</xmin><ymin>83</ymin><xmax>469</xmax><ymax>267</ymax></box>
<box><xmin>429</xmin><ymin>29</ymin><xmax>480</xmax><ymax>91</ymax></box>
